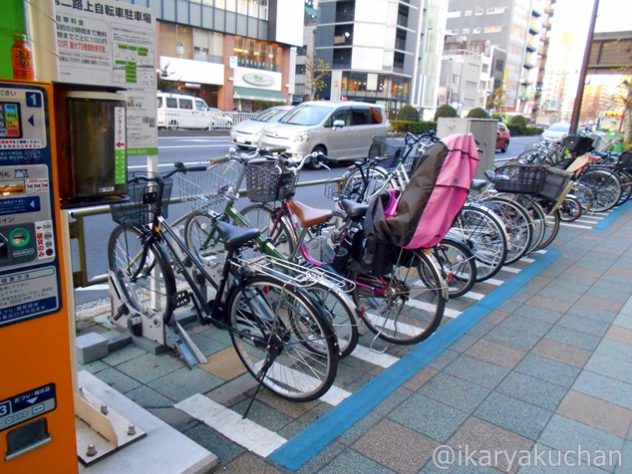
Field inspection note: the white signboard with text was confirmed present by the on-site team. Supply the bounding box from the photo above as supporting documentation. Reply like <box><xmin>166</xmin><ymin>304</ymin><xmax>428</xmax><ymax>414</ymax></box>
<box><xmin>54</xmin><ymin>0</ymin><xmax>157</xmax><ymax>157</ymax></box>
<box><xmin>234</xmin><ymin>67</ymin><xmax>282</xmax><ymax>91</ymax></box>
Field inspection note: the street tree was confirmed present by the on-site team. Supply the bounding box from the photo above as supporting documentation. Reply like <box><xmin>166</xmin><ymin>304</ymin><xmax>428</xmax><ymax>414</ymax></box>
<box><xmin>619</xmin><ymin>76</ymin><xmax>632</xmax><ymax>143</ymax></box>
<box><xmin>305</xmin><ymin>55</ymin><xmax>330</xmax><ymax>101</ymax></box>
<box><xmin>486</xmin><ymin>87</ymin><xmax>505</xmax><ymax>112</ymax></box>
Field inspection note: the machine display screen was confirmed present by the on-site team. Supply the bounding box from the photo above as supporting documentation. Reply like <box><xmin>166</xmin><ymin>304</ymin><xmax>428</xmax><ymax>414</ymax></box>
<box><xmin>0</xmin><ymin>102</ymin><xmax>22</xmax><ymax>139</ymax></box>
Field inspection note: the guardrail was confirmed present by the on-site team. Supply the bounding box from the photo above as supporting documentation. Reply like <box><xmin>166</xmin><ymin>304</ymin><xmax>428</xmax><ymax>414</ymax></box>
<box><xmin>68</xmin><ymin>175</ymin><xmax>342</xmax><ymax>289</ymax></box>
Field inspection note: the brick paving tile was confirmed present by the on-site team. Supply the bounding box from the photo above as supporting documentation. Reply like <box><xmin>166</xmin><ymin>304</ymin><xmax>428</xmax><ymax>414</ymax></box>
<box><xmin>448</xmin><ymin>417</ymin><xmax>533</xmax><ymax>473</ymax></box>
<box><xmin>224</xmin><ymin>452</ymin><xmax>281</xmax><ymax>473</ymax></box>
<box><xmin>116</xmin><ymin>353</ymin><xmax>184</xmax><ymax>384</ymax></box>
<box><xmin>531</xmin><ymin>339</ymin><xmax>591</xmax><ymax>368</ymax></box>
<box><xmin>498</xmin><ymin>314</ymin><xmax>552</xmax><ymax>338</ymax></box>
<box><xmin>515</xmin><ymin>354</ymin><xmax>580</xmax><ymax>389</ymax></box>
<box><xmin>198</xmin><ymin>347</ymin><xmax>248</xmax><ymax>380</ymax></box>
<box><xmin>496</xmin><ymin>372</ymin><xmax>568</xmax><ymax>411</ymax></box>
<box><xmin>466</xmin><ymin>339</ymin><xmax>526</xmax><ymax>369</ymax></box>
<box><xmin>419</xmin><ymin>372</ymin><xmax>491</xmax><ymax>413</ymax></box>
<box><xmin>557</xmin><ymin>390</ymin><xmax>632</xmax><ymax>439</ymax></box>
<box><xmin>352</xmin><ymin>419</ymin><xmax>439</xmax><ymax>474</ymax></box>
<box><xmin>585</xmin><ymin>353</ymin><xmax>632</xmax><ymax>384</ymax></box>
<box><xmin>319</xmin><ymin>449</ymin><xmax>395</xmax><ymax>473</ymax></box>
<box><xmin>573</xmin><ymin>295</ymin><xmax>625</xmax><ymax>314</ymax></box>
<box><xmin>475</xmin><ymin>392</ymin><xmax>553</xmax><ymax>440</ymax></box>
<box><xmin>605</xmin><ymin>326</ymin><xmax>632</xmax><ymax>345</ymax></box>
<box><xmin>148</xmin><ymin>367</ymin><xmax>223</xmax><ymax>402</ymax></box>
<box><xmin>485</xmin><ymin>326</ymin><xmax>542</xmax><ymax>352</ymax></box>
<box><xmin>596</xmin><ymin>339</ymin><xmax>632</xmax><ymax>360</ymax></box>
<box><xmin>404</xmin><ymin>367</ymin><xmax>438</xmax><ymax>391</ymax></box>
<box><xmin>527</xmin><ymin>295</ymin><xmax>575</xmax><ymax>313</ymax></box>
<box><xmin>545</xmin><ymin>325</ymin><xmax>601</xmax><ymax>351</ymax></box>
<box><xmin>185</xmin><ymin>423</ymin><xmax>245</xmax><ymax>466</ymax></box>
<box><xmin>484</xmin><ymin>310</ymin><xmax>510</xmax><ymax>326</ymax></box>
<box><xmin>572</xmin><ymin>371</ymin><xmax>632</xmax><ymax>410</ymax></box>
<box><xmin>444</xmin><ymin>355</ymin><xmax>509</xmax><ymax>390</ymax></box>
<box><xmin>555</xmin><ymin>314</ymin><xmax>610</xmax><ymax>338</ymax></box>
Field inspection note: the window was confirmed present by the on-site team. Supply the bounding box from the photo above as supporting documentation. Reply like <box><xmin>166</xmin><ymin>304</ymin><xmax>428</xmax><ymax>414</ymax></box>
<box><xmin>452</xmin><ymin>74</ymin><xmax>459</xmax><ymax>85</ymax></box>
<box><xmin>465</xmin><ymin>80</ymin><xmax>477</xmax><ymax>89</ymax></box>
<box><xmin>462</xmin><ymin>28</ymin><xmax>470</xmax><ymax>34</ymax></box>
<box><xmin>482</xmin><ymin>64</ymin><xmax>489</xmax><ymax>73</ymax></box>
<box><xmin>487</xmin><ymin>7</ymin><xmax>505</xmax><ymax>14</ymax></box>
<box><xmin>329</xmin><ymin>107</ymin><xmax>351</xmax><ymax>127</ymax></box>
<box><xmin>195</xmin><ymin>99</ymin><xmax>207</xmax><ymax>111</ymax></box>
<box><xmin>446</xmin><ymin>11</ymin><xmax>461</xmax><ymax>18</ymax></box>
<box><xmin>295</xmin><ymin>64</ymin><xmax>306</xmax><ymax>74</ymax></box>
<box><xmin>351</xmin><ymin>107</ymin><xmax>370</xmax><ymax>126</ymax></box>
<box><xmin>475</xmin><ymin>7</ymin><xmax>484</xmax><ymax>15</ymax></box>
<box><xmin>484</xmin><ymin>25</ymin><xmax>503</xmax><ymax>33</ymax></box>
<box><xmin>472</xmin><ymin>27</ymin><xmax>481</xmax><ymax>34</ymax></box>
<box><xmin>464</xmin><ymin>10</ymin><xmax>472</xmax><ymax>16</ymax></box>
<box><xmin>179</xmin><ymin>98</ymin><xmax>193</xmax><ymax>110</ymax></box>
<box><xmin>157</xmin><ymin>97</ymin><xmax>163</xmax><ymax>108</ymax></box>
<box><xmin>166</xmin><ymin>98</ymin><xmax>178</xmax><ymax>108</ymax></box>
<box><xmin>369</xmin><ymin>107</ymin><xmax>383</xmax><ymax>124</ymax></box>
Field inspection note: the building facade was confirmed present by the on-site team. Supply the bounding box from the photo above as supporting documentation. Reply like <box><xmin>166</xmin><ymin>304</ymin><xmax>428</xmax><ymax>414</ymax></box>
<box><xmin>304</xmin><ymin>0</ymin><xmax>425</xmax><ymax>115</ymax></box>
<box><xmin>123</xmin><ymin>0</ymin><xmax>304</xmax><ymax>111</ymax></box>
<box><xmin>444</xmin><ymin>0</ymin><xmax>553</xmax><ymax>112</ymax></box>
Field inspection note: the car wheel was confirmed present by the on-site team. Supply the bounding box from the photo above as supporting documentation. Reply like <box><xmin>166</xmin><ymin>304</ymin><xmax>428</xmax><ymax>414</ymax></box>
<box><xmin>501</xmin><ymin>141</ymin><xmax>508</xmax><ymax>153</ymax></box>
<box><xmin>168</xmin><ymin>120</ymin><xmax>178</xmax><ymax>130</ymax></box>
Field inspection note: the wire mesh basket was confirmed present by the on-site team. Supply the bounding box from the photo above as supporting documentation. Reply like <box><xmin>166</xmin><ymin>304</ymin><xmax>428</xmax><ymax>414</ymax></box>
<box><xmin>324</xmin><ymin>179</ymin><xmax>343</xmax><ymax>200</ymax></box>
<box><xmin>110</xmin><ymin>177</ymin><xmax>173</xmax><ymax>227</ymax></box>
<box><xmin>246</xmin><ymin>159</ymin><xmax>297</xmax><ymax>202</ymax></box>
<box><xmin>538</xmin><ymin>167</ymin><xmax>572</xmax><ymax>201</ymax></box>
<box><xmin>172</xmin><ymin>159</ymin><xmax>241</xmax><ymax>214</ymax></box>
<box><xmin>492</xmin><ymin>164</ymin><xmax>547</xmax><ymax>194</ymax></box>
<box><xmin>235</xmin><ymin>255</ymin><xmax>355</xmax><ymax>292</ymax></box>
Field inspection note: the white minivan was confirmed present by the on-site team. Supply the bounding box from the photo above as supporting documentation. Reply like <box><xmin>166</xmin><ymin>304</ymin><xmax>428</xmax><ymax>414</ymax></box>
<box><xmin>259</xmin><ymin>101</ymin><xmax>389</xmax><ymax>162</ymax></box>
<box><xmin>157</xmin><ymin>92</ymin><xmax>230</xmax><ymax>130</ymax></box>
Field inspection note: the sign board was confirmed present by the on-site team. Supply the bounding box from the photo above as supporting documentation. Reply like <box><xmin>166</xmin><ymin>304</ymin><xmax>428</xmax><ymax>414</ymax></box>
<box><xmin>0</xmin><ymin>85</ymin><xmax>60</xmax><ymax>326</ymax></box>
<box><xmin>54</xmin><ymin>0</ymin><xmax>158</xmax><ymax>157</ymax></box>
<box><xmin>229</xmin><ymin>55</ymin><xmax>238</xmax><ymax>69</ymax></box>
<box><xmin>0</xmin><ymin>383</ymin><xmax>56</xmax><ymax>432</ymax></box>
<box><xmin>233</xmin><ymin>67</ymin><xmax>282</xmax><ymax>91</ymax></box>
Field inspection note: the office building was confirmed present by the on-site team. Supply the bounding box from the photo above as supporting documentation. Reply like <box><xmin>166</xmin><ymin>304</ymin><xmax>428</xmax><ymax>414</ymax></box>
<box><xmin>122</xmin><ymin>0</ymin><xmax>304</xmax><ymax>111</ymax></box>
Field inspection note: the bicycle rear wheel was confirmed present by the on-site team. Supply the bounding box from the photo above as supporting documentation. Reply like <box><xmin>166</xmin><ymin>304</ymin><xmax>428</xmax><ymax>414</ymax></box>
<box><xmin>108</xmin><ymin>225</ymin><xmax>176</xmax><ymax>323</ymax></box>
<box><xmin>340</xmin><ymin>167</ymin><xmax>389</xmax><ymax>203</ymax></box>
<box><xmin>184</xmin><ymin>211</ymin><xmax>224</xmax><ymax>263</ymax></box>
<box><xmin>433</xmin><ymin>237</ymin><xmax>477</xmax><ymax>298</ymax></box>
<box><xmin>485</xmin><ymin>196</ymin><xmax>533</xmax><ymax>265</ymax></box>
<box><xmin>228</xmin><ymin>275</ymin><xmax>338</xmax><ymax>402</ymax></box>
<box><xmin>355</xmin><ymin>249</ymin><xmax>446</xmax><ymax>345</ymax></box>
<box><xmin>240</xmin><ymin>203</ymin><xmax>296</xmax><ymax>256</ymax></box>
<box><xmin>579</xmin><ymin>169</ymin><xmax>622</xmax><ymax>212</ymax></box>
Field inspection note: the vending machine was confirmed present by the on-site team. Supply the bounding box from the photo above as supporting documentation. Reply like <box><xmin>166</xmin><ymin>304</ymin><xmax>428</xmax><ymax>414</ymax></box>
<box><xmin>0</xmin><ymin>80</ymin><xmax>77</xmax><ymax>473</ymax></box>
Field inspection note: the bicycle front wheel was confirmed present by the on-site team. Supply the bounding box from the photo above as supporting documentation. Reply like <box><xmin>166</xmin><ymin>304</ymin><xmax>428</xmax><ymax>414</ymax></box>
<box><xmin>240</xmin><ymin>203</ymin><xmax>296</xmax><ymax>256</ymax></box>
<box><xmin>355</xmin><ymin>249</ymin><xmax>446</xmax><ymax>345</ymax></box>
<box><xmin>434</xmin><ymin>237</ymin><xmax>477</xmax><ymax>298</ymax></box>
<box><xmin>340</xmin><ymin>167</ymin><xmax>389</xmax><ymax>203</ymax></box>
<box><xmin>108</xmin><ymin>225</ymin><xmax>176</xmax><ymax>323</ymax></box>
<box><xmin>184</xmin><ymin>211</ymin><xmax>224</xmax><ymax>263</ymax></box>
<box><xmin>228</xmin><ymin>276</ymin><xmax>338</xmax><ymax>402</ymax></box>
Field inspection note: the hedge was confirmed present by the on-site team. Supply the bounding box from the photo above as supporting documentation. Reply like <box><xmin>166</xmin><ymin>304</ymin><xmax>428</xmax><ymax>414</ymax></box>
<box><xmin>508</xmin><ymin>125</ymin><xmax>544</xmax><ymax>136</ymax></box>
<box><xmin>390</xmin><ymin>120</ymin><xmax>437</xmax><ymax>134</ymax></box>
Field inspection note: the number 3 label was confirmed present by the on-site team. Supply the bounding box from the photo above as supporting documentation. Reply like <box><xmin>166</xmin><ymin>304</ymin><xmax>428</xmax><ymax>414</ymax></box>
<box><xmin>0</xmin><ymin>402</ymin><xmax>10</xmax><ymax>417</ymax></box>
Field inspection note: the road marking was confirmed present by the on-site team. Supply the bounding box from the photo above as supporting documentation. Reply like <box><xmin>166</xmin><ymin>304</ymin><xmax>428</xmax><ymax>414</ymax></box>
<box><xmin>501</xmin><ymin>266</ymin><xmax>521</xmax><ymax>274</ymax></box>
<box><xmin>461</xmin><ymin>291</ymin><xmax>485</xmax><ymax>301</ymax></box>
<box><xmin>176</xmin><ymin>394</ymin><xmax>286</xmax><ymax>457</ymax></box>
<box><xmin>159</xmin><ymin>144</ymin><xmax>232</xmax><ymax>149</ymax></box>
<box><xmin>351</xmin><ymin>345</ymin><xmax>399</xmax><ymax>368</ymax></box>
<box><xmin>484</xmin><ymin>278</ymin><xmax>504</xmax><ymax>286</ymax></box>
<box><xmin>365</xmin><ymin>312</ymin><xmax>425</xmax><ymax>337</ymax></box>
<box><xmin>520</xmin><ymin>257</ymin><xmax>535</xmax><ymax>263</ymax></box>
<box><xmin>575</xmin><ymin>218</ymin><xmax>600</xmax><ymax>224</ymax></box>
<box><xmin>560</xmin><ymin>222</ymin><xmax>592</xmax><ymax>229</ymax></box>
<box><xmin>76</xmin><ymin>284</ymin><xmax>109</xmax><ymax>291</ymax></box>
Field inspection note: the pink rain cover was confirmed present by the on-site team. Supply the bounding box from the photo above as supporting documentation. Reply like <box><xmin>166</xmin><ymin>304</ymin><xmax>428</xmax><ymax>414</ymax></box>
<box><xmin>403</xmin><ymin>133</ymin><xmax>479</xmax><ymax>249</ymax></box>
<box><xmin>384</xmin><ymin>188</ymin><xmax>400</xmax><ymax>218</ymax></box>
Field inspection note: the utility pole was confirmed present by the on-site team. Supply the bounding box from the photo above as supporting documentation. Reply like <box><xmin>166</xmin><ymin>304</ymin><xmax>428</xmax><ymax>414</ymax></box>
<box><xmin>569</xmin><ymin>0</ymin><xmax>599</xmax><ymax>134</ymax></box>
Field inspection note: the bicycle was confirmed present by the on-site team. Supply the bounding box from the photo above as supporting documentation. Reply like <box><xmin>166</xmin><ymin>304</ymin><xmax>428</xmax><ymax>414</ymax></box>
<box><xmin>241</xmin><ymin>152</ymin><xmax>448</xmax><ymax>346</ymax></box>
<box><xmin>107</xmin><ymin>164</ymin><xmax>339</xmax><ymax>405</ymax></box>
<box><xmin>180</xmin><ymin>151</ymin><xmax>360</xmax><ymax>357</ymax></box>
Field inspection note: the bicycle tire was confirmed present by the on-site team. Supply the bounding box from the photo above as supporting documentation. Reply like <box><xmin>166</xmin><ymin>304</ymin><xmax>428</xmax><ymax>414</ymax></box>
<box><xmin>452</xmin><ymin>204</ymin><xmax>508</xmax><ymax>282</ymax></box>
<box><xmin>184</xmin><ymin>211</ymin><xmax>224</xmax><ymax>263</ymax></box>
<box><xmin>579</xmin><ymin>169</ymin><xmax>622</xmax><ymax>212</ymax></box>
<box><xmin>559</xmin><ymin>195</ymin><xmax>582</xmax><ymax>222</ymax></box>
<box><xmin>240</xmin><ymin>203</ymin><xmax>296</xmax><ymax>256</ymax></box>
<box><xmin>354</xmin><ymin>249</ymin><xmax>446</xmax><ymax>345</ymax></box>
<box><xmin>340</xmin><ymin>167</ymin><xmax>389</xmax><ymax>203</ymax></box>
<box><xmin>228</xmin><ymin>275</ymin><xmax>338</xmax><ymax>402</ymax></box>
<box><xmin>485</xmin><ymin>196</ymin><xmax>533</xmax><ymax>265</ymax></box>
<box><xmin>571</xmin><ymin>182</ymin><xmax>595</xmax><ymax>212</ymax></box>
<box><xmin>433</xmin><ymin>237</ymin><xmax>477</xmax><ymax>298</ymax></box>
<box><xmin>108</xmin><ymin>225</ymin><xmax>177</xmax><ymax>324</ymax></box>
<box><xmin>534</xmin><ymin>207</ymin><xmax>561</xmax><ymax>251</ymax></box>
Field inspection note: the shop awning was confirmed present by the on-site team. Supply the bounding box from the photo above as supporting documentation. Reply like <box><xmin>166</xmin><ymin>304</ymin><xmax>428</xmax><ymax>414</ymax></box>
<box><xmin>233</xmin><ymin>86</ymin><xmax>286</xmax><ymax>102</ymax></box>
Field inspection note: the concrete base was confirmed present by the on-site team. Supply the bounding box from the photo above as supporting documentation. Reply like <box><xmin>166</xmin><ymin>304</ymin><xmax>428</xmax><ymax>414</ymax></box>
<box><xmin>77</xmin><ymin>370</ymin><xmax>217</xmax><ymax>474</ymax></box>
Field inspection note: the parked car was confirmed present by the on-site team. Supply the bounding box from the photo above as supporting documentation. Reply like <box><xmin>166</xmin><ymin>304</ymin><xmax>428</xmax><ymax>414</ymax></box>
<box><xmin>230</xmin><ymin>105</ymin><xmax>293</xmax><ymax>149</ymax></box>
<box><xmin>260</xmin><ymin>101</ymin><xmax>389</xmax><ymax>162</ymax></box>
<box><xmin>496</xmin><ymin>122</ymin><xmax>511</xmax><ymax>153</ymax></box>
<box><xmin>157</xmin><ymin>92</ymin><xmax>215</xmax><ymax>130</ymax></box>
<box><xmin>208</xmin><ymin>107</ymin><xmax>234</xmax><ymax>129</ymax></box>
<box><xmin>542</xmin><ymin>122</ymin><xmax>570</xmax><ymax>141</ymax></box>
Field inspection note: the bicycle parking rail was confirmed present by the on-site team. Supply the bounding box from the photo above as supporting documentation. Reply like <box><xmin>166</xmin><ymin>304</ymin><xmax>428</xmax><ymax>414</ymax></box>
<box><xmin>68</xmin><ymin>176</ymin><xmax>342</xmax><ymax>288</ymax></box>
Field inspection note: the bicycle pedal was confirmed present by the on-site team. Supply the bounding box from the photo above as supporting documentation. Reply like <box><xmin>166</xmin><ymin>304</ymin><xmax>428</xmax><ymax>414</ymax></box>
<box><xmin>174</xmin><ymin>290</ymin><xmax>191</xmax><ymax>308</ymax></box>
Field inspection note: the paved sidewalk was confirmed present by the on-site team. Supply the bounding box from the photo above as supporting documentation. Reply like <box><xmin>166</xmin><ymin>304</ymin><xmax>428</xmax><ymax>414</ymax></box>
<box><xmin>79</xmin><ymin>203</ymin><xmax>632</xmax><ymax>473</ymax></box>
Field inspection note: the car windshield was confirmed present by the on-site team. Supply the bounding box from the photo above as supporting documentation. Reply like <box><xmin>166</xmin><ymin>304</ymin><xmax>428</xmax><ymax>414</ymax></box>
<box><xmin>549</xmin><ymin>124</ymin><xmax>570</xmax><ymax>132</ymax></box>
<box><xmin>254</xmin><ymin>108</ymin><xmax>287</xmax><ymax>123</ymax></box>
<box><xmin>280</xmin><ymin>105</ymin><xmax>331</xmax><ymax>126</ymax></box>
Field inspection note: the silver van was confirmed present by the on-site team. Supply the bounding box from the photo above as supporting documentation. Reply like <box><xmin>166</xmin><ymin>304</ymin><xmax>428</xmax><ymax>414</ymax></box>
<box><xmin>259</xmin><ymin>101</ymin><xmax>389</xmax><ymax>162</ymax></box>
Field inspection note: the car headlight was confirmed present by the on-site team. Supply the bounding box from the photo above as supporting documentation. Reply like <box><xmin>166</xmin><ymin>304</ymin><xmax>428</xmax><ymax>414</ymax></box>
<box><xmin>293</xmin><ymin>131</ymin><xmax>309</xmax><ymax>143</ymax></box>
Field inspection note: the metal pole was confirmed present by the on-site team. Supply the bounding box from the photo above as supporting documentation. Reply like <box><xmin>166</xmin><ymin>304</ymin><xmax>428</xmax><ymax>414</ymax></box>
<box><xmin>569</xmin><ymin>0</ymin><xmax>599</xmax><ymax>134</ymax></box>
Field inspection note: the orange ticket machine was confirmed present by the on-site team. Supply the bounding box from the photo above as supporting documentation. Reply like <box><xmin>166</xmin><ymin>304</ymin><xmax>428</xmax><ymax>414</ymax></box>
<box><xmin>0</xmin><ymin>80</ymin><xmax>77</xmax><ymax>473</ymax></box>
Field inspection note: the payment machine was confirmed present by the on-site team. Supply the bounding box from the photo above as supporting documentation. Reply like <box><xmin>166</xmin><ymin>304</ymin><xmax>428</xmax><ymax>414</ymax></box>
<box><xmin>0</xmin><ymin>80</ymin><xmax>77</xmax><ymax>472</ymax></box>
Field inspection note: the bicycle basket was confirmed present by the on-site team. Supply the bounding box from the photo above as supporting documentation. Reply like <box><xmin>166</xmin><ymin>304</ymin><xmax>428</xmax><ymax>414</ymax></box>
<box><xmin>538</xmin><ymin>167</ymin><xmax>572</xmax><ymax>201</ymax></box>
<box><xmin>172</xmin><ymin>159</ymin><xmax>240</xmax><ymax>214</ymax></box>
<box><xmin>492</xmin><ymin>164</ymin><xmax>546</xmax><ymax>194</ymax></box>
<box><xmin>246</xmin><ymin>159</ymin><xmax>296</xmax><ymax>202</ymax></box>
<box><xmin>110</xmin><ymin>177</ymin><xmax>173</xmax><ymax>226</ymax></box>
<box><xmin>324</xmin><ymin>179</ymin><xmax>342</xmax><ymax>200</ymax></box>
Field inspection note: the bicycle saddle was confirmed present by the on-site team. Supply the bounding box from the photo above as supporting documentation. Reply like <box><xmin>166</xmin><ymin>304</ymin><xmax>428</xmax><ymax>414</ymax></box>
<box><xmin>340</xmin><ymin>199</ymin><xmax>368</xmax><ymax>220</ymax></box>
<box><xmin>214</xmin><ymin>221</ymin><xmax>260</xmax><ymax>252</ymax></box>
<box><xmin>471</xmin><ymin>179</ymin><xmax>488</xmax><ymax>191</ymax></box>
<box><xmin>288</xmin><ymin>200</ymin><xmax>333</xmax><ymax>228</ymax></box>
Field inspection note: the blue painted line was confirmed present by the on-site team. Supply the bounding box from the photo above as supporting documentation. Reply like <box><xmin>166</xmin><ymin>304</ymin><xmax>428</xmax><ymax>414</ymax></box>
<box><xmin>269</xmin><ymin>250</ymin><xmax>560</xmax><ymax>471</ymax></box>
<box><xmin>594</xmin><ymin>200</ymin><xmax>632</xmax><ymax>230</ymax></box>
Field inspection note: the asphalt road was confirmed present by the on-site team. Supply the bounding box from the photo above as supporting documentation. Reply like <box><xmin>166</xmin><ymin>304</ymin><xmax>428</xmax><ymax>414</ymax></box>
<box><xmin>73</xmin><ymin>134</ymin><xmax>540</xmax><ymax>306</ymax></box>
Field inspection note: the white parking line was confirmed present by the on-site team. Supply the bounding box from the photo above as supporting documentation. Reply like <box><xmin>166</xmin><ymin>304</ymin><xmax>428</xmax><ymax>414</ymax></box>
<box><xmin>76</xmin><ymin>284</ymin><xmax>109</xmax><ymax>291</ymax></box>
<box><xmin>406</xmin><ymin>299</ymin><xmax>461</xmax><ymax>319</ymax></box>
<box><xmin>560</xmin><ymin>222</ymin><xmax>592</xmax><ymax>229</ymax></box>
<box><xmin>484</xmin><ymin>278</ymin><xmax>504</xmax><ymax>286</ymax></box>
<box><xmin>520</xmin><ymin>257</ymin><xmax>535</xmax><ymax>263</ymax></box>
<box><xmin>575</xmin><ymin>218</ymin><xmax>600</xmax><ymax>224</ymax></box>
<box><xmin>176</xmin><ymin>394</ymin><xmax>287</xmax><ymax>457</ymax></box>
<box><xmin>351</xmin><ymin>345</ymin><xmax>399</xmax><ymax>368</ymax></box>
<box><xmin>501</xmin><ymin>266</ymin><xmax>521</xmax><ymax>274</ymax></box>
<box><xmin>461</xmin><ymin>291</ymin><xmax>485</xmax><ymax>301</ymax></box>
